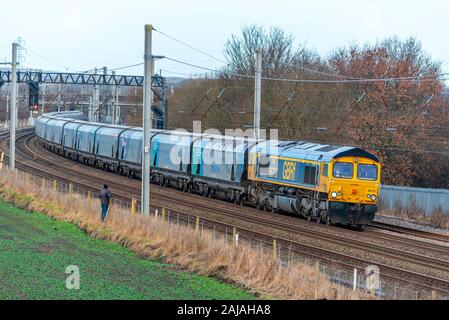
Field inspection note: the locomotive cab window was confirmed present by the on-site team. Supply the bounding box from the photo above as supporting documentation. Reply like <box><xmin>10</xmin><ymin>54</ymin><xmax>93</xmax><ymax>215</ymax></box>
<box><xmin>322</xmin><ymin>164</ymin><xmax>329</xmax><ymax>178</ymax></box>
<box><xmin>333</xmin><ymin>162</ymin><xmax>353</xmax><ymax>179</ymax></box>
<box><xmin>357</xmin><ymin>164</ymin><xmax>378</xmax><ymax>181</ymax></box>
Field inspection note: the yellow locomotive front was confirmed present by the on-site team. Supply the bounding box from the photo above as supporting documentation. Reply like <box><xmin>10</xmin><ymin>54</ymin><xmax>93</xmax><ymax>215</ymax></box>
<box><xmin>247</xmin><ymin>140</ymin><xmax>381</xmax><ymax>227</ymax></box>
<box><xmin>326</xmin><ymin>156</ymin><xmax>381</xmax><ymax>226</ymax></box>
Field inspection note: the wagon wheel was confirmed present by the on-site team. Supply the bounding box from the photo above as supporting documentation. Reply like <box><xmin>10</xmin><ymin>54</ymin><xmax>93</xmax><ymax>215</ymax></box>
<box><xmin>316</xmin><ymin>210</ymin><xmax>330</xmax><ymax>225</ymax></box>
<box><xmin>325</xmin><ymin>213</ymin><xmax>332</xmax><ymax>226</ymax></box>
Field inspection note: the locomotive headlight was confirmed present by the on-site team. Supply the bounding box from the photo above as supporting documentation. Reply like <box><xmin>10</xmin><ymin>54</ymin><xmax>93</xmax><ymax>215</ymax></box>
<box><xmin>370</xmin><ymin>195</ymin><xmax>377</xmax><ymax>201</ymax></box>
<box><xmin>331</xmin><ymin>192</ymin><xmax>338</xmax><ymax>198</ymax></box>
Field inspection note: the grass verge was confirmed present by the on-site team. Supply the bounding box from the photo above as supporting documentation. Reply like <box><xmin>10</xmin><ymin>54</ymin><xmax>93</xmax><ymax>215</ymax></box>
<box><xmin>0</xmin><ymin>199</ymin><xmax>254</xmax><ymax>300</ymax></box>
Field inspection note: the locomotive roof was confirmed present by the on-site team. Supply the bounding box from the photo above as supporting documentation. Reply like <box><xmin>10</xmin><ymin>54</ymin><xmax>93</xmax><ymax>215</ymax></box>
<box><xmin>251</xmin><ymin>140</ymin><xmax>379</xmax><ymax>163</ymax></box>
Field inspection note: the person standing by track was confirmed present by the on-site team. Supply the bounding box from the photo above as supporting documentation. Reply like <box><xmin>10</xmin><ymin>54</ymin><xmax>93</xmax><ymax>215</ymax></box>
<box><xmin>99</xmin><ymin>185</ymin><xmax>112</xmax><ymax>223</ymax></box>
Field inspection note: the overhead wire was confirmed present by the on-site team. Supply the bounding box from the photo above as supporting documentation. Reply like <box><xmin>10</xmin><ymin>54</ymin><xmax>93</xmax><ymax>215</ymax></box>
<box><xmin>19</xmin><ymin>45</ymin><xmax>71</xmax><ymax>71</ymax></box>
<box><xmin>152</xmin><ymin>29</ymin><xmax>449</xmax><ymax>83</ymax></box>
<box><xmin>109</xmin><ymin>62</ymin><xmax>144</xmax><ymax>72</ymax></box>
<box><xmin>164</xmin><ymin>56</ymin><xmax>449</xmax><ymax>84</ymax></box>
<box><xmin>153</xmin><ymin>28</ymin><xmax>227</xmax><ymax>65</ymax></box>
<box><xmin>265</xmin><ymin>83</ymin><xmax>299</xmax><ymax>129</ymax></box>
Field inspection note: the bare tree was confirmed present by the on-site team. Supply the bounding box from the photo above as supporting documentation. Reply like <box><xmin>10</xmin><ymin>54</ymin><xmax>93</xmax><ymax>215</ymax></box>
<box><xmin>328</xmin><ymin>37</ymin><xmax>447</xmax><ymax>186</ymax></box>
<box><xmin>222</xmin><ymin>24</ymin><xmax>321</xmax><ymax>77</ymax></box>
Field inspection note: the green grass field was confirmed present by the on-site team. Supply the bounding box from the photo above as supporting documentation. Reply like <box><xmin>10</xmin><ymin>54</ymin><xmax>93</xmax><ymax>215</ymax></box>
<box><xmin>0</xmin><ymin>199</ymin><xmax>254</xmax><ymax>300</ymax></box>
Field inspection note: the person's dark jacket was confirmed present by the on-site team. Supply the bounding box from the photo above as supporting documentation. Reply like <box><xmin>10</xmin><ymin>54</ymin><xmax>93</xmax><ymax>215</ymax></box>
<box><xmin>99</xmin><ymin>188</ymin><xmax>112</xmax><ymax>206</ymax></box>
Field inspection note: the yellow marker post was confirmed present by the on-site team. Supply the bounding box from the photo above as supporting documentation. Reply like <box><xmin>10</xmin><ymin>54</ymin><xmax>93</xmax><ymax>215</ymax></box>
<box><xmin>195</xmin><ymin>217</ymin><xmax>200</xmax><ymax>233</ymax></box>
<box><xmin>131</xmin><ymin>199</ymin><xmax>137</xmax><ymax>215</ymax></box>
<box><xmin>233</xmin><ymin>227</ymin><xmax>237</xmax><ymax>247</ymax></box>
<box><xmin>162</xmin><ymin>208</ymin><xmax>166</xmax><ymax>223</ymax></box>
<box><xmin>41</xmin><ymin>178</ymin><xmax>45</xmax><ymax>190</ymax></box>
<box><xmin>0</xmin><ymin>152</ymin><xmax>4</xmax><ymax>170</ymax></box>
<box><xmin>87</xmin><ymin>191</ymin><xmax>92</xmax><ymax>206</ymax></box>
<box><xmin>53</xmin><ymin>180</ymin><xmax>57</xmax><ymax>192</ymax></box>
<box><xmin>432</xmin><ymin>291</ymin><xmax>437</xmax><ymax>300</ymax></box>
<box><xmin>69</xmin><ymin>183</ymin><xmax>73</xmax><ymax>195</ymax></box>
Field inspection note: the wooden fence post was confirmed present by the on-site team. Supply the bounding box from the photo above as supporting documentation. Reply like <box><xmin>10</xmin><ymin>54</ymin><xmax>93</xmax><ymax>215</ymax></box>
<box><xmin>315</xmin><ymin>261</ymin><xmax>320</xmax><ymax>300</ymax></box>
<box><xmin>370</xmin><ymin>275</ymin><xmax>376</xmax><ymax>298</ymax></box>
<box><xmin>432</xmin><ymin>291</ymin><xmax>437</xmax><ymax>300</ymax></box>
<box><xmin>273</xmin><ymin>239</ymin><xmax>277</xmax><ymax>260</ymax></box>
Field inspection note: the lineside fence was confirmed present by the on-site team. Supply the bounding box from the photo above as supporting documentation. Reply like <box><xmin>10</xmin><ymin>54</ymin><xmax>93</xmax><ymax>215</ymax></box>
<box><xmin>0</xmin><ymin>158</ymin><xmax>445</xmax><ymax>300</ymax></box>
<box><xmin>0</xmin><ymin>119</ymin><xmax>34</xmax><ymax>131</ymax></box>
<box><xmin>380</xmin><ymin>185</ymin><xmax>449</xmax><ymax>216</ymax></box>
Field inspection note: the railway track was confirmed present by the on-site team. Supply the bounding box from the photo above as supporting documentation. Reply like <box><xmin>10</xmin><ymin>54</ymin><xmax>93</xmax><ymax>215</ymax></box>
<box><xmin>370</xmin><ymin>221</ymin><xmax>449</xmax><ymax>244</ymax></box>
<box><xmin>3</xmin><ymin>129</ymin><xmax>449</xmax><ymax>298</ymax></box>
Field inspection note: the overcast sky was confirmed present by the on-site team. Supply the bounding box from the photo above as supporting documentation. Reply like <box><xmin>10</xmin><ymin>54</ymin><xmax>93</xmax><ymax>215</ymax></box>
<box><xmin>0</xmin><ymin>0</ymin><xmax>448</xmax><ymax>76</ymax></box>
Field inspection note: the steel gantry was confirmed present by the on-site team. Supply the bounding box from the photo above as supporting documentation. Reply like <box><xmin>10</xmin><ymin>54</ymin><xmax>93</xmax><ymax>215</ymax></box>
<box><xmin>0</xmin><ymin>70</ymin><xmax>168</xmax><ymax>128</ymax></box>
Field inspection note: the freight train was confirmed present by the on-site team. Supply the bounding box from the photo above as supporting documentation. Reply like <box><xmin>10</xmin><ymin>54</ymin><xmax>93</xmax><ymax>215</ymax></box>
<box><xmin>36</xmin><ymin>112</ymin><xmax>381</xmax><ymax>227</ymax></box>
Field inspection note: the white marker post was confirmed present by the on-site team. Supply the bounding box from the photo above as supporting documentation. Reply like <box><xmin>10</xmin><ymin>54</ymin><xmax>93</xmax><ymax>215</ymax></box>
<box><xmin>10</xmin><ymin>43</ymin><xmax>18</xmax><ymax>170</ymax></box>
<box><xmin>253</xmin><ymin>49</ymin><xmax>262</xmax><ymax>141</ymax></box>
<box><xmin>142</xmin><ymin>24</ymin><xmax>153</xmax><ymax>216</ymax></box>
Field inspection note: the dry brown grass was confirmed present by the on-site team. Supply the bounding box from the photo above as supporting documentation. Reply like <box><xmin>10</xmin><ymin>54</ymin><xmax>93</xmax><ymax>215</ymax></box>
<box><xmin>427</xmin><ymin>207</ymin><xmax>449</xmax><ymax>229</ymax></box>
<box><xmin>0</xmin><ymin>168</ymin><xmax>369</xmax><ymax>300</ymax></box>
<box><xmin>379</xmin><ymin>198</ymin><xmax>449</xmax><ymax>229</ymax></box>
